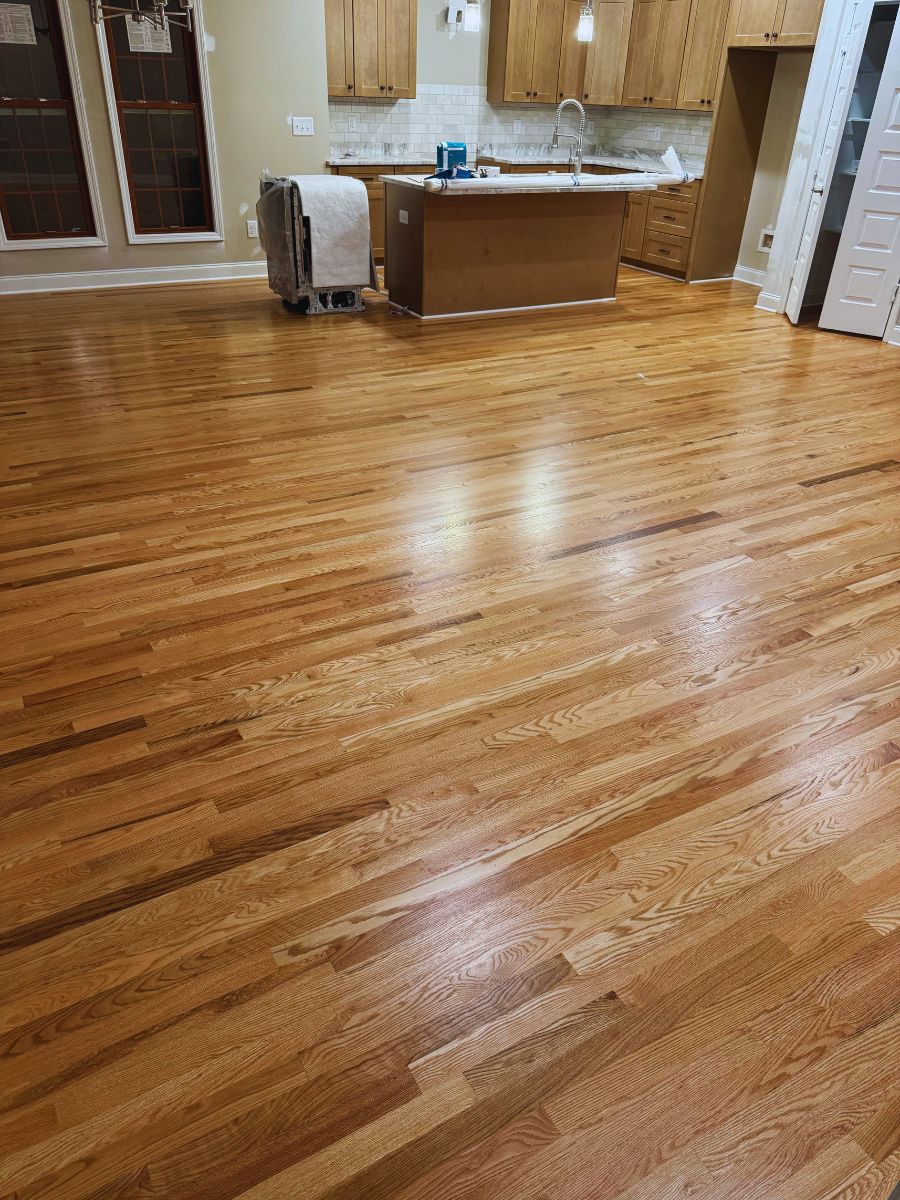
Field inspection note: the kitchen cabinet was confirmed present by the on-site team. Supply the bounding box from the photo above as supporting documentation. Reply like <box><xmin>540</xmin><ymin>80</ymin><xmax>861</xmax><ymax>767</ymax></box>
<box><xmin>325</xmin><ymin>0</ymin><xmax>355</xmax><ymax>97</ymax></box>
<box><xmin>622</xmin><ymin>177</ymin><xmax>701</xmax><ymax>275</ymax></box>
<box><xmin>728</xmin><ymin>0</ymin><xmax>822</xmax><ymax>46</ymax></box>
<box><xmin>325</xmin><ymin>0</ymin><xmax>417</xmax><ymax>98</ymax></box>
<box><xmin>558</xmin><ymin>0</ymin><xmax>589</xmax><ymax>100</ymax></box>
<box><xmin>622</xmin><ymin>192</ymin><xmax>649</xmax><ymax>256</ymax></box>
<box><xmin>487</xmin><ymin>0</ymin><xmax>567</xmax><ymax>103</ymax></box>
<box><xmin>622</xmin><ymin>0</ymin><xmax>691</xmax><ymax>108</ymax></box>
<box><xmin>677</xmin><ymin>0</ymin><xmax>729</xmax><ymax>109</ymax></box>
<box><xmin>581</xmin><ymin>0</ymin><xmax>635</xmax><ymax>104</ymax></box>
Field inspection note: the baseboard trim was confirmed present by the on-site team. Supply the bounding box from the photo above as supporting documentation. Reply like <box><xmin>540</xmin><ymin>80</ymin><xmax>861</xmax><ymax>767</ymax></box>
<box><xmin>388</xmin><ymin>296</ymin><xmax>616</xmax><ymax>320</ymax></box>
<box><xmin>733</xmin><ymin>264</ymin><xmax>767</xmax><ymax>288</ymax></box>
<box><xmin>0</xmin><ymin>259</ymin><xmax>269</xmax><ymax>295</ymax></box>
<box><xmin>755</xmin><ymin>290</ymin><xmax>781</xmax><ymax>313</ymax></box>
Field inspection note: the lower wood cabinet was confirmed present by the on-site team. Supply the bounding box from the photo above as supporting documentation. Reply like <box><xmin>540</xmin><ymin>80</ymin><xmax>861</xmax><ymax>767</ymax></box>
<box><xmin>330</xmin><ymin>165</ymin><xmax>432</xmax><ymax>259</ymax></box>
<box><xmin>620</xmin><ymin>177</ymin><xmax>701</xmax><ymax>276</ymax></box>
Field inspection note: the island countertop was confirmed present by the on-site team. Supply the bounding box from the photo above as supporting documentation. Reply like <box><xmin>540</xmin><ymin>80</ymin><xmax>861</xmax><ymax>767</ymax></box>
<box><xmin>382</xmin><ymin>171</ymin><xmax>689</xmax><ymax>196</ymax></box>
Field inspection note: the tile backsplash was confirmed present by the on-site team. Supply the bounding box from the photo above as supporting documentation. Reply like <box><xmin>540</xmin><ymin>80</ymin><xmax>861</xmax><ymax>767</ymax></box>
<box><xmin>328</xmin><ymin>84</ymin><xmax>711</xmax><ymax>163</ymax></box>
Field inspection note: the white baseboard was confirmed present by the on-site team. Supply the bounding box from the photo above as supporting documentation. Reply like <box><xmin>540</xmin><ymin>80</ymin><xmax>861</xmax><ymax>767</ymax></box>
<box><xmin>0</xmin><ymin>259</ymin><xmax>269</xmax><ymax>295</ymax></box>
<box><xmin>733</xmin><ymin>264</ymin><xmax>767</xmax><ymax>288</ymax></box>
<box><xmin>755</xmin><ymin>290</ymin><xmax>782</xmax><ymax>313</ymax></box>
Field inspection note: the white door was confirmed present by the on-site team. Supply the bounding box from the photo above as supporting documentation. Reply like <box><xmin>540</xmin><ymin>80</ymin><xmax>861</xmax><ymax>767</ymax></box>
<box><xmin>785</xmin><ymin>0</ymin><xmax>873</xmax><ymax>322</ymax></box>
<box><xmin>819</xmin><ymin>13</ymin><xmax>900</xmax><ymax>336</ymax></box>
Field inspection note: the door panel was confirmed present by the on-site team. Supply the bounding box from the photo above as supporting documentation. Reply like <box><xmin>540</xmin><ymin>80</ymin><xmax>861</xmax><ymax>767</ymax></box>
<box><xmin>729</xmin><ymin>0</ymin><xmax>779</xmax><ymax>44</ymax></box>
<box><xmin>559</xmin><ymin>0</ymin><xmax>589</xmax><ymax>100</ymax></box>
<box><xmin>583</xmin><ymin>0</ymin><xmax>634</xmax><ymax>104</ymax></box>
<box><xmin>385</xmin><ymin>0</ymin><xmax>416</xmax><ymax>96</ymax></box>
<box><xmin>651</xmin><ymin>0</ymin><xmax>692</xmax><ymax>106</ymax></box>
<box><xmin>623</xmin><ymin>0</ymin><xmax>660</xmax><ymax>105</ymax></box>
<box><xmin>354</xmin><ymin>0</ymin><xmax>385</xmax><ymax>96</ymax></box>
<box><xmin>774</xmin><ymin>0</ymin><xmax>824</xmax><ymax>45</ymax></box>
<box><xmin>325</xmin><ymin>0</ymin><xmax>354</xmax><ymax>97</ymax></box>
<box><xmin>820</xmin><ymin>16</ymin><xmax>900</xmax><ymax>336</ymax></box>
<box><xmin>678</xmin><ymin>0</ymin><xmax>728</xmax><ymax>109</ymax></box>
<box><xmin>530</xmin><ymin>0</ymin><xmax>567</xmax><ymax>101</ymax></box>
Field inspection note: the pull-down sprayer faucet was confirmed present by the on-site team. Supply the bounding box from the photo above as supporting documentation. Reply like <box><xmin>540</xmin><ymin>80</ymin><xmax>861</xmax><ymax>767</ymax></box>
<box><xmin>551</xmin><ymin>97</ymin><xmax>586</xmax><ymax>176</ymax></box>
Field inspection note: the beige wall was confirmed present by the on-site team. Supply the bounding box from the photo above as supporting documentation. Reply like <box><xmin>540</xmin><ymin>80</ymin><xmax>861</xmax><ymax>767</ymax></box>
<box><xmin>417</xmin><ymin>0</ymin><xmax>490</xmax><ymax>85</ymax></box>
<box><xmin>1</xmin><ymin>0</ymin><xmax>331</xmax><ymax>285</ymax></box>
<box><xmin>738</xmin><ymin>51</ymin><xmax>812</xmax><ymax>277</ymax></box>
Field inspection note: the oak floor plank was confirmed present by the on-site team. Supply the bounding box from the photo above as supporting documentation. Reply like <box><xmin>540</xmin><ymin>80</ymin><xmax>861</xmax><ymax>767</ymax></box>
<box><xmin>1</xmin><ymin>272</ymin><xmax>898</xmax><ymax>1199</ymax></box>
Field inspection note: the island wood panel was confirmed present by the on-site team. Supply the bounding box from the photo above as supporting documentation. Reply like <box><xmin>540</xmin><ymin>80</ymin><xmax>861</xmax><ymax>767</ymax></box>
<box><xmin>0</xmin><ymin>272</ymin><xmax>899</xmax><ymax>1200</ymax></box>
<box><xmin>384</xmin><ymin>185</ymin><xmax>626</xmax><ymax>315</ymax></box>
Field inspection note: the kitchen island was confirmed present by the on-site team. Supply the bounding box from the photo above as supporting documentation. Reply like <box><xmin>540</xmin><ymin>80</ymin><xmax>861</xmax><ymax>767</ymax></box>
<box><xmin>382</xmin><ymin>166</ymin><xmax>691</xmax><ymax>319</ymax></box>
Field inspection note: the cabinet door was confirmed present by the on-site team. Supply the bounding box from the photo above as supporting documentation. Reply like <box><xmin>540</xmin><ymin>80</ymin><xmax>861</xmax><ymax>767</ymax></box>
<box><xmin>503</xmin><ymin>0</ymin><xmax>538</xmax><ymax>101</ymax></box>
<box><xmin>622</xmin><ymin>191</ymin><xmax>648</xmax><ymax>257</ymax></box>
<box><xmin>649</xmin><ymin>0</ymin><xmax>691</xmax><ymax>107</ymax></box>
<box><xmin>677</xmin><ymin>0</ymin><xmax>727</xmax><ymax>109</ymax></box>
<box><xmin>326</xmin><ymin>0</ymin><xmax>355</xmax><ymax>97</ymax></box>
<box><xmin>582</xmin><ymin>0</ymin><xmax>634</xmax><ymax>105</ymax></box>
<box><xmin>773</xmin><ymin>0</ymin><xmax>823</xmax><ymax>44</ymax></box>
<box><xmin>558</xmin><ymin>0</ymin><xmax>589</xmax><ymax>101</ymax></box>
<box><xmin>354</xmin><ymin>0</ymin><xmax>385</xmax><ymax>96</ymax></box>
<box><xmin>728</xmin><ymin>0</ymin><xmax>779</xmax><ymax>44</ymax></box>
<box><xmin>385</xmin><ymin>0</ymin><xmax>416</xmax><ymax>96</ymax></box>
<box><xmin>622</xmin><ymin>0</ymin><xmax>661</xmax><ymax>107</ymax></box>
<box><xmin>530</xmin><ymin>0</ymin><xmax>567</xmax><ymax>102</ymax></box>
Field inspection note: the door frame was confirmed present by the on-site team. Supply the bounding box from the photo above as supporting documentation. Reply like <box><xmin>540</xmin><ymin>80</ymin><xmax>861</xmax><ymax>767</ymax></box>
<box><xmin>753</xmin><ymin>0</ymin><xmax>867</xmax><ymax>311</ymax></box>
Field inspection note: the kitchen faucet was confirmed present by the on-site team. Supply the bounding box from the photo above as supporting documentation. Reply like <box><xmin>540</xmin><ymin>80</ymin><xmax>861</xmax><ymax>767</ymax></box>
<box><xmin>551</xmin><ymin>98</ymin><xmax>586</xmax><ymax>177</ymax></box>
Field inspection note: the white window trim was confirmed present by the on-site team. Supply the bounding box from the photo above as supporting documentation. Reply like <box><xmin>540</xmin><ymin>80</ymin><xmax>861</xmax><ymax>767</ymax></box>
<box><xmin>0</xmin><ymin>0</ymin><xmax>107</xmax><ymax>251</ymax></box>
<box><xmin>95</xmin><ymin>0</ymin><xmax>224</xmax><ymax>245</ymax></box>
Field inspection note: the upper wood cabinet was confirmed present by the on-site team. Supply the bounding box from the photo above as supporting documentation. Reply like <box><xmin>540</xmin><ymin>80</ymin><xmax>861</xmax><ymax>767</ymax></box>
<box><xmin>487</xmin><ymin>0</ymin><xmax>567</xmax><ymax>103</ymax></box>
<box><xmin>558</xmin><ymin>0</ymin><xmax>589</xmax><ymax>101</ymax></box>
<box><xmin>728</xmin><ymin>0</ymin><xmax>822</xmax><ymax>45</ymax></box>
<box><xmin>622</xmin><ymin>0</ymin><xmax>691</xmax><ymax>108</ymax></box>
<box><xmin>581</xmin><ymin>0</ymin><xmax>635</xmax><ymax>105</ymax></box>
<box><xmin>677</xmin><ymin>0</ymin><xmax>729</xmax><ymax>108</ymax></box>
<box><xmin>326</xmin><ymin>0</ymin><xmax>355</xmax><ymax>97</ymax></box>
<box><xmin>326</xmin><ymin>0</ymin><xmax>416</xmax><ymax>98</ymax></box>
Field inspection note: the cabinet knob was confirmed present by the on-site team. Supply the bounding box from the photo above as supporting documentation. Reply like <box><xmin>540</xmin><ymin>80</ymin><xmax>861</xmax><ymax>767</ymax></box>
<box><xmin>388</xmin><ymin>85</ymin><xmax>394</xmax><ymax>91</ymax></box>
<box><xmin>380</xmin><ymin>83</ymin><xmax>386</xmax><ymax>90</ymax></box>
<box><xmin>583</xmin><ymin>92</ymin><xmax>588</xmax><ymax>99</ymax></box>
<box><xmin>764</xmin><ymin>30</ymin><xmax>770</xmax><ymax>37</ymax></box>
<box><xmin>771</xmin><ymin>30</ymin><xmax>778</xmax><ymax>38</ymax></box>
<box><xmin>347</xmin><ymin>83</ymin><xmax>352</xmax><ymax>89</ymax></box>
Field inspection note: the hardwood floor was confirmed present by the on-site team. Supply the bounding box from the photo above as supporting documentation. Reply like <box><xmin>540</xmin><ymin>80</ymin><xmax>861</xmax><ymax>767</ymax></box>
<box><xmin>0</xmin><ymin>271</ymin><xmax>898</xmax><ymax>1200</ymax></box>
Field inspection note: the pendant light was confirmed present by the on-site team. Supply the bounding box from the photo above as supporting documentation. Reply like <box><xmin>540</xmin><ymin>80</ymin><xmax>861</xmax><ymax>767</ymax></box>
<box><xmin>576</xmin><ymin>0</ymin><xmax>594</xmax><ymax>41</ymax></box>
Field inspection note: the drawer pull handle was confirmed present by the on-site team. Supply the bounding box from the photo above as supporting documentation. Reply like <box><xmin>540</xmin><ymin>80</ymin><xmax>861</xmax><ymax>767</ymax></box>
<box><xmin>663</xmin><ymin>214</ymin><xmax>675</xmax><ymax>220</ymax></box>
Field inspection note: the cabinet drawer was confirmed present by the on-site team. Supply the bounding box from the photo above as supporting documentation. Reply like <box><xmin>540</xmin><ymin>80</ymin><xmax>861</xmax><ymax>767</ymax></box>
<box><xmin>646</xmin><ymin>196</ymin><xmax>696</xmax><ymax>237</ymax></box>
<box><xmin>642</xmin><ymin>229</ymin><xmax>690</xmax><ymax>271</ymax></box>
<box><xmin>654</xmin><ymin>179</ymin><xmax>700</xmax><ymax>204</ymax></box>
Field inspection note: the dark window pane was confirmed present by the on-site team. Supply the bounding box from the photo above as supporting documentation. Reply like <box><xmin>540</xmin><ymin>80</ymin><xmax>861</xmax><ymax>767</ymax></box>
<box><xmin>0</xmin><ymin>2</ymin><xmax>65</xmax><ymax>101</ymax></box>
<box><xmin>180</xmin><ymin>189</ymin><xmax>205</xmax><ymax>227</ymax></box>
<box><xmin>159</xmin><ymin>189</ymin><xmax>180</xmax><ymax>226</ymax></box>
<box><xmin>172</xmin><ymin>112</ymin><xmax>199</xmax><ymax>150</ymax></box>
<box><xmin>4</xmin><ymin>192</ymin><xmax>37</xmax><ymax>234</ymax></box>
<box><xmin>17</xmin><ymin>110</ymin><xmax>44</xmax><ymax>148</ymax></box>
<box><xmin>57</xmin><ymin>188</ymin><xmax>88</xmax><ymax>231</ymax></box>
<box><xmin>32</xmin><ymin>190</ymin><xmax>59</xmax><ymax>231</ymax></box>
<box><xmin>130</xmin><ymin>148</ymin><xmax>155</xmax><ymax>187</ymax></box>
<box><xmin>41</xmin><ymin>107</ymin><xmax>71</xmax><ymax>148</ymax></box>
<box><xmin>164</xmin><ymin>55</ymin><xmax>189</xmax><ymax>102</ymax></box>
<box><xmin>51</xmin><ymin>148</ymin><xmax>77</xmax><ymax>185</ymax></box>
<box><xmin>149</xmin><ymin>110</ymin><xmax>172</xmax><ymax>147</ymax></box>
<box><xmin>25</xmin><ymin>149</ymin><xmax>51</xmax><ymax>184</ymax></box>
<box><xmin>124</xmin><ymin>109</ymin><xmax>150</xmax><ymax>148</ymax></box>
<box><xmin>116</xmin><ymin>56</ymin><xmax>143</xmax><ymax>102</ymax></box>
<box><xmin>175</xmin><ymin>149</ymin><xmax>201</xmax><ymax>188</ymax></box>
<box><xmin>139</xmin><ymin>57</ymin><xmax>166</xmax><ymax>101</ymax></box>
<box><xmin>136</xmin><ymin>190</ymin><xmax>161</xmax><ymax>228</ymax></box>
<box><xmin>154</xmin><ymin>148</ymin><xmax>176</xmax><ymax>187</ymax></box>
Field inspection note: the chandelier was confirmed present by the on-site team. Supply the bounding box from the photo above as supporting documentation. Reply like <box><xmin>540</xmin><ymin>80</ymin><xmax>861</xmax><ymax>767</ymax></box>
<box><xmin>87</xmin><ymin>1</ymin><xmax>194</xmax><ymax>33</ymax></box>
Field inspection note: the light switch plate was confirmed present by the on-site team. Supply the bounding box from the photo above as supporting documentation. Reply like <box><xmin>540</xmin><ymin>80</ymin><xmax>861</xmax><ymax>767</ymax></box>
<box><xmin>399</xmin><ymin>209</ymin><xmax>409</xmax><ymax>224</ymax></box>
<box><xmin>246</xmin><ymin>218</ymin><xmax>258</xmax><ymax>238</ymax></box>
<box><xmin>292</xmin><ymin>116</ymin><xmax>315</xmax><ymax>137</ymax></box>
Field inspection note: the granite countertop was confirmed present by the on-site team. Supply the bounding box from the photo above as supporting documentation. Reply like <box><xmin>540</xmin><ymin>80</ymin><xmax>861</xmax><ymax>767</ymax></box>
<box><xmin>384</xmin><ymin>172</ymin><xmax>684</xmax><ymax>195</ymax></box>
<box><xmin>329</xmin><ymin>151</ymin><xmax>704</xmax><ymax>178</ymax></box>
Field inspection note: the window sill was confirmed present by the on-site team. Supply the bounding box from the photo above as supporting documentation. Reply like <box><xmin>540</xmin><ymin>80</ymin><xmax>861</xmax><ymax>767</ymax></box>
<box><xmin>1</xmin><ymin>235</ymin><xmax>107</xmax><ymax>252</ymax></box>
<box><xmin>125</xmin><ymin>230</ymin><xmax>225</xmax><ymax>245</ymax></box>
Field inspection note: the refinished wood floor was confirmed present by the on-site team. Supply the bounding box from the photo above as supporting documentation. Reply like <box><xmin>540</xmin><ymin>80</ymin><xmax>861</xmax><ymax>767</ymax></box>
<box><xmin>0</xmin><ymin>272</ymin><xmax>898</xmax><ymax>1200</ymax></box>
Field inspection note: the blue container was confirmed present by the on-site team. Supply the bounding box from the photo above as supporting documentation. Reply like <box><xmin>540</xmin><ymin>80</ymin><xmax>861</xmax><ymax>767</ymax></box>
<box><xmin>436</xmin><ymin>141</ymin><xmax>467</xmax><ymax>172</ymax></box>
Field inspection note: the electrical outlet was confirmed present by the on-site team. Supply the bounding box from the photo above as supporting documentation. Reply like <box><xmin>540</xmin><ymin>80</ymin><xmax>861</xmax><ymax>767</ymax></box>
<box><xmin>513</xmin><ymin>120</ymin><xmax>523</xmax><ymax>133</ymax></box>
<box><xmin>758</xmin><ymin>226</ymin><xmax>775</xmax><ymax>253</ymax></box>
<box><xmin>348</xmin><ymin>116</ymin><xmax>361</xmax><ymax>132</ymax></box>
<box><xmin>246</xmin><ymin>218</ymin><xmax>258</xmax><ymax>238</ymax></box>
<box><xmin>292</xmin><ymin>116</ymin><xmax>315</xmax><ymax>137</ymax></box>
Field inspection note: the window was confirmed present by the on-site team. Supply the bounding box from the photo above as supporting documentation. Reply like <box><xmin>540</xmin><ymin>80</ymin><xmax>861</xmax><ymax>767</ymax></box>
<box><xmin>103</xmin><ymin>1</ymin><xmax>217</xmax><ymax>238</ymax></box>
<box><xmin>0</xmin><ymin>0</ymin><xmax>97</xmax><ymax>242</ymax></box>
